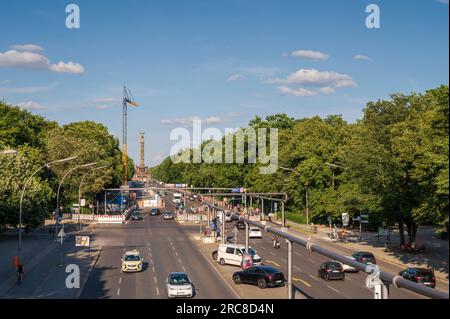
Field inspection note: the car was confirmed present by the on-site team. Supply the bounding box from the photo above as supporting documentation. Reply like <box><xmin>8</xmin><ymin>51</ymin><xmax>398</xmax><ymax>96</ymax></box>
<box><xmin>150</xmin><ymin>208</ymin><xmax>161</xmax><ymax>216</ymax></box>
<box><xmin>235</xmin><ymin>220</ymin><xmax>246</xmax><ymax>230</ymax></box>
<box><xmin>192</xmin><ymin>194</ymin><xmax>198</xmax><ymax>200</ymax></box>
<box><xmin>131</xmin><ymin>212</ymin><xmax>143</xmax><ymax>220</ymax></box>
<box><xmin>352</xmin><ymin>252</ymin><xmax>377</xmax><ymax>265</ymax></box>
<box><xmin>318</xmin><ymin>261</ymin><xmax>345</xmax><ymax>281</ymax></box>
<box><xmin>163</xmin><ymin>211</ymin><xmax>174</xmax><ymax>220</ymax></box>
<box><xmin>335</xmin><ymin>256</ymin><xmax>359</xmax><ymax>272</ymax></box>
<box><xmin>121</xmin><ymin>249</ymin><xmax>143</xmax><ymax>273</ymax></box>
<box><xmin>249</xmin><ymin>227</ymin><xmax>262</xmax><ymax>239</ymax></box>
<box><xmin>232</xmin><ymin>266</ymin><xmax>285</xmax><ymax>289</ymax></box>
<box><xmin>188</xmin><ymin>196</ymin><xmax>194</xmax><ymax>201</ymax></box>
<box><xmin>216</xmin><ymin>244</ymin><xmax>262</xmax><ymax>266</ymax></box>
<box><xmin>231</xmin><ymin>214</ymin><xmax>240</xmax><ymax>221</ymax></box>
<box><xmin>166</xmin><ymin>272</ymin><xmax>194</xmax><ymax>298</ymax></box>
<box><xmin>225</xmin><ymin>212</ymin><xmax>232</xmax><ymax>222</ymax></box>
<box><xmin>399</xmin><ymin>268</ymin><xmax>436</xmax><ymax>288</ymax></box>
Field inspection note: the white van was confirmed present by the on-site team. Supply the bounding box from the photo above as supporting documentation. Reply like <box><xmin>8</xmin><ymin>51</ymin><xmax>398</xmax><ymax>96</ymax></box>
<box><xmin>217</xmin><ymin>244</ymin><xmax>262</xmax><ymax>267</ymax></box>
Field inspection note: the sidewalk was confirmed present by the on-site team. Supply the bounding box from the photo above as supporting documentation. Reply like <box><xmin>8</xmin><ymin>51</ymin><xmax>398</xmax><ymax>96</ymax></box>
<box><xmin>0</xmin><ymin>222</ymin><xmax>99</xmax><ymax>299</ymax></box>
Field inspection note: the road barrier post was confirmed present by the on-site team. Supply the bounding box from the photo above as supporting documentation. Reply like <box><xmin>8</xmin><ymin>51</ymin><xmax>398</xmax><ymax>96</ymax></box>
<box><xmin>281</xmin><ymin>201</ymin><xmax>285</xmax><ymax>228</ymax></box>
<box><xmin>245</xmin><ymin>222</ymin><xmax>249</xmax><ymax>254</ymax></box>
<box><xmin>221</xmin><ymin>211</ymin><xmax>226</xmax><ymax>244</ymax></box>
<box><xmin>287</xmin><ymin>239</ymin><xmax>293</xmax><ymax>299</ymax></box>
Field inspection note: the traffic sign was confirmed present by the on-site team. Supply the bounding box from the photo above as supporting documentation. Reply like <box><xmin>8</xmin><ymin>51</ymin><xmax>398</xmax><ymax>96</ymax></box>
<box><xmin>273</xmin><ymin>202</ymin><xmax>278</xmax><ymax>212</ymax></box>
<box><xmin>231</xmin><ymin>188</ymin><xmax>241</xmax><ymax>193</ymax></box>
<box><xmin>342</xmin><ymin>213</ymin><xmax>349</xmax><ymax>227</ymax></box>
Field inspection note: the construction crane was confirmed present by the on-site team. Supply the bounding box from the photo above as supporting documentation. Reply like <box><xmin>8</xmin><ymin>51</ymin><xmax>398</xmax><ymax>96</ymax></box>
<box><xmin>122</xmin><ymin>86</ymin><xmax>140</xmax><ymax>185</ymax></box>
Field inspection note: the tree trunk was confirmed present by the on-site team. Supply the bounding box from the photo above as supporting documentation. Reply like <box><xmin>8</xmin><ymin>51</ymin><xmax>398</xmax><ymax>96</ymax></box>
<box><xmin>398</xmin><ymin>219</ymin><xmax>405</xmax><ymax>246</ymax></box>
<box><xmin>406</xmin><ymin>221</ymin><xmax>418</xmax><ymax>246</ymax></box>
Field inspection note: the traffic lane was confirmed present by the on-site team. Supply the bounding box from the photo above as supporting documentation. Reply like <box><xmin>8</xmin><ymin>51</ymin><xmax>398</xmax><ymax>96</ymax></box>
<box><xmin>148</xmin><ymin>214</ymin><xmax>238</xmax><ymax>299</ymax></box>
<box><xmin>230</xmin><ymin>223</ymin><xmax>425</xmax><ymax>299</ymax></box>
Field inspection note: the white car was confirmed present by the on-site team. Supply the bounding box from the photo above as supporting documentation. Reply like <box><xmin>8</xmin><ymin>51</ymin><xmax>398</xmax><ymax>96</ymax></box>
<box><xmin>225</xmin><ymin>212</ymin><xmax>232</xmax><ymax>222</ymax></box>
<box><xmin>335</xmin><ymin>256</ymin><xmax>359</xmax><ymax>272</ymax></box>
<box><xmin>121</xmin><ymin>249</ymin><xmax>143</xmax><ymax>273</ymax></box>
<box><xmin>166</xmin><ymin>272</ymin><xmax>194</xmax><ymax>298</ymax></box>
<box><xmin>217</xmin><ymin>244</ymin><xmax>262</xmax><ymax>266</ymax></box>
<box><xmin>249</xmin><ymin>227</ymin><xmax>262</xmax><ymax>239</ymax></box>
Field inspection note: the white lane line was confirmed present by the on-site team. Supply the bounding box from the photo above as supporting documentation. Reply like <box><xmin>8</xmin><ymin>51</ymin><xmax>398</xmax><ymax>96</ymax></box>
<box><xmin>294</xmin><ymin>266</ymin><xmax>303</xmax><ymax>272</ymax></box>
<box><xmin>182</xmin><ymin>266</ymin><xmax>186</xmax><ymax>272</ymax></box>
<box><xmin>150</xmin><ymin>258</ymin><xmax>154</xmax><ymax>265</ymax></box>
<box><xmin>281</xmin><ymin>258</ymin><xmax>287</xmax><ymax>263</ymax></box>
<box><xmin>327</xmin><ymin>285</ymin><xmax>340</xmax><ymax>293</ymax></box>
<box><xmin>346</xmin><ymin>276</ymin><xmax>352</xmax><ymax>281</ymax></box>
<box><xmin>307</xmin><ymin>258</ymin><xmax>315</xmax><ymax>263</ymax></box>
<box><xmin>308</xmin><ymin>274</ymin><xmax>319</xmax><ymax>281</ymax></box>
<box><xmin>156</xmin><ymin>287</ymin><xmax>160</xmax><ymax>296</ymax></box>
<box><xmin>270</xmin><ymin>252</ymin><xmax>276</xmax><ymax>256</ymax></box>
<box><xmin>178</xmin><ymin>258</ymin><xmax>182</xmax><ymax>264</ymax></box>
<box><xmin>260</xmin><ymin>246</ymin><xmax>266</xmax><ymax>250</ymax></box>
<box><xmin>295</xmin><ymin>252</ymin><xmax>303</xmax><ymax>257</ymax></box>
<box><xmin>152</xmin><ymin>267</ymin><xmax>155</xmax><ymax>273</ymax></box>
<box><xmin>154</xmin><ymin>277</ymin><xmax>158</xmax><ymax>284</ymax></box>
<box><xmin>149</xmin><ymin>252</ymin><xmax>152</xmax><ymax>258</ymax></box>
<box><xmin>117</xmin><ymin>288</ymin><xmax>120</xmax><ymax>296</ymax></box>
<box><xmin>118</xmin><ymin>277</ymin><xmax>122</xmax><ymax>285</ymax></box>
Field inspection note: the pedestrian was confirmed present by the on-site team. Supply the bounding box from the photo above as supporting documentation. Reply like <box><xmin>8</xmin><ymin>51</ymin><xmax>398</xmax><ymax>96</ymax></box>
<box><xmin>17</xmin><ymin>263</ymin><xmax>24</xmax><ymax>284</ymax></box>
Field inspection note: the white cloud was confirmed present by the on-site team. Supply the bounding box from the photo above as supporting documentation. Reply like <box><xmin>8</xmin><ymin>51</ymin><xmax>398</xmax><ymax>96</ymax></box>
<box><xmin>435</xmin><ymin>0</ymin><xmax>448</xmax><ymax>4</ymax></box>
<box><xmin>161</xmin><ymin>115</ymin><xmax>226</xmax><ymax>126</ymax></box>
<box><xmin>18</xmin><ymin>101</ymin><xmax>47</xmax><ymax>110</ymax></box>
<box><xmin>227</xmin><ymin>112</ymin><xmax>242</xmax><ymax>117</ymax></box>
<box><xmin>94</xmin><ymin>97</ymin><xmax>121</xmax><ymax>110</ymax></box>
<box><xmin>227</xmin><ymin>73</ymin><xmax>244</xmax><ymax>81</ymax></box>
<box><xmin>291</xmin><ymin>50</ymin><xmax>329</xmax><ymax>61</ymax></box>
<box><xmin>0</xmin><ymin>48</ymin><xmax>85</xmax><ymax>74</ymax></box>
<box><xmin>353</xmin><ymin>54</ymin><xmax>373</xmax><ymax>62</ymax></box>
<box><xmin>268</xmin><ymin>68</ymin><xmax>356</xmax><ymax>88</ymax></box>
<box><xmin>49</xmin><ymin>61</ymin><xmax>85</xmax><ymax>74</ymax></box>
<box><xmin>278</xmin><ymin>86</ymin><xmax>317</xmax><ymax>97</ymax></box>
<box><xmin>9</xmin><ymin>44</ymin><xmax>44</xmax><ymax>52</ymax></box>
<box><xmin>318</xmin><ymin>86</ymin><xmax>335</xmax><ymax>95</ymax></box>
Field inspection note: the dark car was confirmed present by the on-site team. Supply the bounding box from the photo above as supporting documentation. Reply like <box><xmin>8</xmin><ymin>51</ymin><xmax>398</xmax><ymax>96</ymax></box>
<box><xmin>399</xmin><ymin>268</ymin><xmax>436</xmax><ymax>288</ymax></box>
<box><xmin>232</xmin><ymin>266</ymin><xmax>285</xmax><ymax>289</ymax></box>
<box><xmin>318</xmin><ymin>261</ymin><xmax>345</xmax><ymax>281</ymax></box>
<box><xmin>131</xmin><ymin>212</ymin><xmax>143</xmax><ymax>220</ymax></box>
<box><xmin>150</xmin><ymin>208</ymin><xmax>161</xmax><ymax>216</ymax></box>
<box><xmin>352</xmin><ymin>252</ymin><xmax>377</xmax><ymax>265</ymax></box>
<box><xmin>235</xmin><ymin>220</ymin><xmax>246</xmax><ymax>230</ymax></box>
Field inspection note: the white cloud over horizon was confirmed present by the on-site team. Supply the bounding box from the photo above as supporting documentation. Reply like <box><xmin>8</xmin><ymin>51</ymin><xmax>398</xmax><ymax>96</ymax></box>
<box><xmin>227</xmin><ymin>73</ymin><xmax>245</xmax><ymax>81</ymax></box>
<box><xmin>9</xmin><ymin>44</ymin><xmax>44</xmax><ymax>52</ymax></box>
<box><xmin>291</xmin><ymin>50</ymin><xmax>329</xmax><ymax>61</ymax></box>
<box><xmin>0</xmin><ymin>45</ymin><xmax>85</xmax><ymax>74</ymax></box>
<box><xmin>353</xmin><ymin>54</ymin><xmax>373</xmax><ymax>62</ymax></box>
<box><xmin>18</xmin><ymin>101</ymin><xmax>47</xmax><ymax>110</ymax></box>
<box><xmin>160</xmin><ymin>115</ymin><xmax>226</xmax><ymax>126</ymax></box>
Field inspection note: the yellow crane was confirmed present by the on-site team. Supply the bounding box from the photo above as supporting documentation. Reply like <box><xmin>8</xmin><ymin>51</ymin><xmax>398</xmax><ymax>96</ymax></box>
<box><xmin>122</xmin><ymin>86</ymin><xmax>140</xmax><ymax>185</ymax></box>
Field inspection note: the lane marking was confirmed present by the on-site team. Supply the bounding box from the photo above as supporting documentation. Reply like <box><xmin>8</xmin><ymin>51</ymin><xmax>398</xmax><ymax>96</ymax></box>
<box><xmin>308</xmin><ymin>274</ymin><xmax>319</xmax><ymax>281</ymax></box>
<box><xmin>294</xmin><ymin>266</ymin><xmax>303</xmax><ymax>272</ymax></box>
<box><xmin>156</xmin><ymin>287</ymin><xmax>160</xmax><ymax>296</ymax></box>
<box><xmin>295</xmin><ymin>252</ymin><xmax>303</xmax><ymax>257</ymax></box>
<box><xmin>154</xmin><ymin>277</ymin><xmax>158</xmax><ymax>284</ymax></box>
<box><xmin>118</xmin><ymin>277</ymin><xmax>122</xmax><ymax>285</ymax></box>
<box><xmin>293</xmin><ymin>277</ymin><xmax>311</xmax><ymax>287</ymax></box>
<box><xmin>270</xmin><ymin>252</ymin><xmax>276</xmax><ymax>256</ymax></box>
<box><xmin>178</xmin><ymin>258</ymin><xmax>182</xmax><ymax>264</ymax></box>
<box><xmin>281</xmin><ymin>258</ymin><xmax>287</xmax><ymax>263</ymax></box>
<box><xmin>152</xmin><ymin>267</ymin><xmax>155</xmax><ymax>273</ymax></box>
<box><xmin>182</xmin><ymin>266</ymin><xmax>186</xmax><ymax>272</ymax></box>
<box><xmin>117</xmin><ymin>288</ymin><xmax>120</xmax><ymax>296</ymax></box>
<box><xmin>150</xmin><ymin>258</ymin><xmax>154</xmax><ymax>265</ymax></box>
<box><xmin>327</xmin><ymin>285</ymin><xmax>340</xmax><ymax>293</ymax></box>
<box><xmin>307</xmin><ymin>258</ymin><xmax>315</xmax><ymax>263</ymax></box>
<box><xmin>265</xmin><ymin>260</ymin><xmax>280</xmax><ymax>267</ymax></box>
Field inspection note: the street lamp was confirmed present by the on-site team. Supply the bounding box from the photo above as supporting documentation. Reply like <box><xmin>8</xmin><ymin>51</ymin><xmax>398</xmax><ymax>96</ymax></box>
<box><xmin>18</xmin><ymin>156</ymin><xmax>77</xmax><ymax>262</ymax></box>
<box><xmin>279</xmin><ymin>166</ymin><xmax>309</xmax><ymax>225</ymax></box>
<box><xmin>324</xmin><ymin>162</ymin><xmax>347</xmax><ymax>188</ymax></box>
<box><xmin>78</xmin><ymin>165</ymin><xmax>107</xmax><ymax>231</ymax></box>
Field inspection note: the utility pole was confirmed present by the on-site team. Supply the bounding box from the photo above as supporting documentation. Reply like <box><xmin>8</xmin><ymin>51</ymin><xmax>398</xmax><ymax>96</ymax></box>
<box><xmin>122</xmin><ymin>86</ymin><xmax>140</xmax><ymax>185</ymax></box>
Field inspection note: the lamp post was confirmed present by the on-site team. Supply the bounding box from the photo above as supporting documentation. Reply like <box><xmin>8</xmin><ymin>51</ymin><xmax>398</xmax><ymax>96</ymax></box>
<box><xmin>18</xmin><ymin>156</ymin><xmax>77</xmax><ymax>262</ymax></box>
<box><xmin>280</xmin><ymin>166</ymin><xmax>309</xmax><ymax>225</ymax></box>
<box><xmin>78</xmin><ymin>165</ymin><xmax>107</xmax><ymax>231</ymax></box>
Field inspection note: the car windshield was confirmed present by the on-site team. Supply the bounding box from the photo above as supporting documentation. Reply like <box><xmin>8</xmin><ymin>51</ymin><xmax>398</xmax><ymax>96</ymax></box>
<box><xmin>165</xmin><ymin>212</ymin><xmax>172</xmax><ymax>215</ymax></box>
<box><xmin>248</xmin><ymin>248</ymin><xmax>256</xmax><ymax>255</ymax></box>
<box><xmin>170</xmin><ymin>274</ymin><xmax>190</xmax><ymax>285</ymax></box>
<box><xmin>329</xmin><ymin>263</ymin><xmax>343</xmax><ymax>270</ymax></box>
<box><xmin>124</xmin><ymin>254</ymin><xmax>140</xmax><ymax>261</ymax></box>
<box><xmin>416</xmin><ymin>269</ymin><xmax>434</xmax><ymax>277</ymax></box>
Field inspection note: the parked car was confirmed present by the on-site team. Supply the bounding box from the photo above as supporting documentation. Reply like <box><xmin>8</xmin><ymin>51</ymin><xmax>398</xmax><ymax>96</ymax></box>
<box><xmin>352</xmin><ymin>252</ymin><xmax>377</xmax><ymax>265</ymax></box>
<box><xmin>121</xmin><ymin>249</ymin><xmax>143</xmax><ymax>273</ymax></box>
<box><xmin>150</xmin><ymin>208</ymin><xmax>161</xmax><ymax>216</ymax></box>
<box><xmin>232</xmin><ymin>266</ymin><xmax>285</xmax><ymax>289</ymax></box>
<box><xmin>166</xmin><ymin>272</ymin><xmax>194</xmax><ymax>298</ymax></box>
<box><xmin>231</xmin><ymin>213</ymin><xmax>240</xmax><ymax>221</ymax></box>
<box><xmin>188</xmin><ymin>196</ymin><xmax>194</xmax><ymax>201</ymax></box>
<box><xmin>163</xmin><ymin>211</ymin><xmax>174</xmax><ymax>220</ymax></box>
<box><xmin>225</xmin><ymin>211</ymin><xmax>232</xmax><ymax>222</ymax></box>
<box><xmin>235</xmin><ymin>220</ymin><xmax>246</xmax><ymax>230</ymax></box>
<box><xmin>216</xmin><ymin>244</ymin><xmax>262</xmax><ymax>266</ymax></box>
<box><xmin>249</xmin><ymin>227</ymin><xmax>262</xmax><ymax>239</ymax></box>
<box><xmin>131</xmin><ymin>211</ymin><xmax>143</xmax><ymax>220</ymax></box>
<box><xmin>335</xmin><ymin>256</ymin><xmax>359</xmax><ymax>272</ymax></box>
<box><xmin>192</xmin><ymin>194</ymin><xmax>198</xmax><ymax>200</ymax></box>
<box><xmin>399</xmin><ymin>268</ymin><xmax>436</xmax><ymax>288</ymax></box>
<box><xmin>318</xmin><ymin>261</ymin><xmax>345</xmax><ymax>281</ymax></box>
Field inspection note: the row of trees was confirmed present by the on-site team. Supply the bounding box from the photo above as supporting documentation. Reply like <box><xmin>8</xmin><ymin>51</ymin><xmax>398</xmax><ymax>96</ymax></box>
<box><xmin>0</xmin><ymin>101</ymin><xmax>134</xmax><ymax>229</ymax></box>
<box><xmin>150</xmin><ymin>86</ymin><xmax>449</xmax><ymax>245</ymax></box>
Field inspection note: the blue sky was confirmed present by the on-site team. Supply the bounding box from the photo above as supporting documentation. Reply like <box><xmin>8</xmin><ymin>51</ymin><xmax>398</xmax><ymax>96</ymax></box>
<box><xmin>1</xmin><ymin>0</ymin><xmax>448</xmax><ymax>166</ymax></box>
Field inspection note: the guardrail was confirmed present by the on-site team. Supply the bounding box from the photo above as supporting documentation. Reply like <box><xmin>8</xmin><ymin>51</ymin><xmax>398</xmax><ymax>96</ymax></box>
<box><xmin>204</xmin><ymin>203</ymin><xmax>448</xmax><ymax>299</ymax></box>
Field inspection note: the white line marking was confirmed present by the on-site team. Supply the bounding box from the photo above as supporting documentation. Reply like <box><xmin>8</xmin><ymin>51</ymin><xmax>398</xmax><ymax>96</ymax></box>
<box><xmin>295</xmin><ymin>252</ymin><xmax>302</xmax><ymax>257</ymax></box>
<box><xmin>156</xmin><ymin>287</ymin><xmax>160</xmax><ymax>295</ymax></box>
<box><xmin>327</xmin><ymin>285</ymin><xmax>340</xmax><ymax>293</ymax></box>
<box><xmin>270</xmin><ymin>252</ymin><xmax>276</xmax><ymax>256</ymax></box>
<box><xmin>294</xmin><ymin>266</ymin><xmax>303</xmax><ymax>272</ymax></box>
<box><xmin>152</xmin><ymin>267</ymin><xmax>155</xmax><ymax>273</ymax></box>
<box><xmin>118</xmin><ymin>277</ymin><xmax>122</xmax><ymax>285</ymax></box>
<box><xmin>308</xmin><ymin>274</ymin><xmax>319</xmax><ymax>281</ymax></box>
<box><xmin>346</xmin><ymin>276</ymin><xmax>352</xmax><ymax>281</ymax></box>
<box><xmin>178</xmin><ymin>258</ymin><xmax>182</xmax><ymax>264</ymax></box>
<box><xmin>117</xmin><ymin>288</ymin><xmax>120</xmax><ymax>296</ymax></box>
<box><xmin>182</xmin><ymin>266</ymin><xmax>186</xmax><ymax>272</ymax></box>
<box><xmin>154</xmin><ymin>277</ymin><xmax>158</xmax><ymax>283</ymax></box>
<box><xmin>307</xmin><ymin>258</ymin><xmax>315</xmax><ymax>263</ymax></box>
<box><xmin>281</xmin><ymin>258</ymin><xmax>287</xmax><ymax>263</ymax></box>
<box><xmin>150</xmin><ymin>258</ymin><xmax>153</xmax><ymax>265</ymax></box>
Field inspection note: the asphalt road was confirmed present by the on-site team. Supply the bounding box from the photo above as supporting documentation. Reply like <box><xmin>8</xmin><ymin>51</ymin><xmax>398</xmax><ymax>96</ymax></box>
<box><xmin>80</xmin><ymin>207</ymin><xmax>238</xmax><ymax>299</ymax></box>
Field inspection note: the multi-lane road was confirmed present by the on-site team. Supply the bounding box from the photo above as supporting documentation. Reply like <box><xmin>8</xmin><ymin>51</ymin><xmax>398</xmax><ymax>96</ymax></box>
<box><xmin>80</xmin><ymin>207</ymin><xmax>237</xmax><ymax>299</ymax></box>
